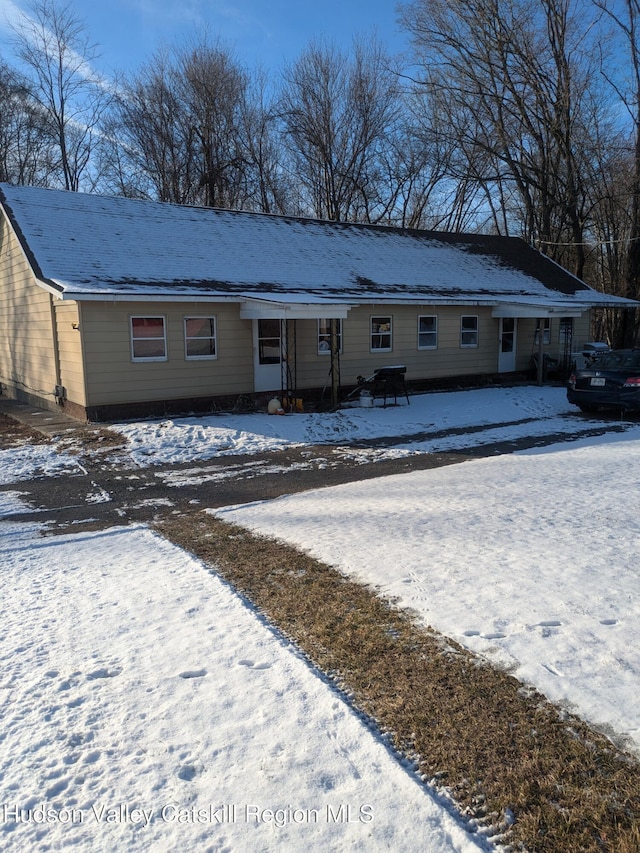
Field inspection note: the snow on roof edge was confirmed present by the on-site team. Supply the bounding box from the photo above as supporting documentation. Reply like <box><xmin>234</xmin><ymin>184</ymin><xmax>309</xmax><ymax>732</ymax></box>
<box><xmin>1</xmin><ymin>182</ymin><xmax>638</xmax><ymax>310</ymax></box>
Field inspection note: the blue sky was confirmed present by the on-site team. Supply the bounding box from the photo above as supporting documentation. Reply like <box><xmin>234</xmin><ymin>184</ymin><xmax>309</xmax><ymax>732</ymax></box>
<box><xmin>1</xmin><ymin>0</ymin><xmax>410</xmax><ymax>78</ymax></box>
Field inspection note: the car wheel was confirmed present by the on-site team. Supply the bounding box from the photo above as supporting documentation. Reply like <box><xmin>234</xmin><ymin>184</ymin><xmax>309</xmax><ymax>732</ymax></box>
<box><xmin>578</xmin><ymin>403</ymin><xmax>598</xmax><ymax>413</ymax></box>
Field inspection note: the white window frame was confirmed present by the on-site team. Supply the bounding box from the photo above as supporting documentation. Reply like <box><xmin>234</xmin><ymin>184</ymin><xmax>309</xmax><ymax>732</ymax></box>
<box><xmin>460</xmin><ymin>315</ymin><xmax>479</xmax><ymax>348</ymax></box>
<box><xmin>317</xmin><ymin>318</ymin><xmax>343</xmax><ymax>354</ymax></box>
<box><xmin>418</xmin><ymin>315</ymin><xmax>438</xmax><ymax>350</ymax></box>
<box><xmin>535</xmin><ymin>318</ymin><xmax>551</xmax><ymax>345</ymax></box>
<box><xmin>130</xmin><ymin>316</ymin><xmax>167</xmax><ymax>362</ymax></box>
<box><xmin>184</xmin><ymin>316</ymin><xmax>217</xmax><ymax>360</ymax></box>
<box><xmin>370</xmin><ymin>315</ymin><xmax>392</xmax><ymax>352</ymax></box>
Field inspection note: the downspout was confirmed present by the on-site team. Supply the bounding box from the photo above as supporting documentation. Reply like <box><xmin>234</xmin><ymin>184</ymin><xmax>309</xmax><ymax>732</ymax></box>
<box><xmin>49</xmin><ymin>294</ymin><xmax>63</xmax><ymax>404</ymax></box>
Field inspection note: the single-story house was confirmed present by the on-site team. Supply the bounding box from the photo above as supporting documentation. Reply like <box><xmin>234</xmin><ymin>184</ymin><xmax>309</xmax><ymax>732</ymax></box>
<box><xmin>0</xmin><ymin>182</ymin><xmax>635</xmax><ymax>421</ymax></box>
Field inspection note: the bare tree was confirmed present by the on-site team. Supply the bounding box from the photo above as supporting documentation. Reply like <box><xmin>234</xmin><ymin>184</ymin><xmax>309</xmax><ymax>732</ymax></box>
<box><xmin>109</xmin><ymin>39</ymin><xmax>278</xmax><ymax>210</ymax></box>
<box><xmin>0</xmin><ymin>59</ymin><xmax>54</xmax><ymax>185</ymax></box>
<box><xmin>404</xmin><ymin>86</ymin><xmax>511</xmax><ymax>232</ymax></box>
<box><xmin>587</xmin><ymin>148</ymin><xmax>633</xmax><ymax>342</ymax></box>
<box><xmin>178</xmin><ymin>42</ymin><xmax>255</xmax><ymax>208</ymax></box>
<box><xmin>10</xmin><ymin>0</ymin><xmax>111</xmax><ymax>191</ymax></box>
<box><xmin>277</xmin><ymin>36</ymin><xmax>401</xmax><ymax>222</ymax></box>
<box><xmin>111</xmin><ymin>49</ymin><xmax>196</xmax><ymax>203</ymax></box>
<box><xmin>400</xmin><ymin>0</ymin><xmax>604</xmax><ymax>275</ymax></box>
<box><xmin>592</xmin><ymin>0</ymin><xmax>640</xmax><ymax>344</ymax></box>
<box><xmin>240</xmin><ymin>71</ymin><xmax>293</xmax><ymax>214</ymax></box>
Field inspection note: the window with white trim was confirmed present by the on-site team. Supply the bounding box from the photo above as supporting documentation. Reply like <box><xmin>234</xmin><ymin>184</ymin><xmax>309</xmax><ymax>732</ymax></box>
<box><xmin>317</xmin><ymin>319</ymin><xmax>342</xmax><ymax>354</ymax></box>
<box><xmin>184</xmin><ymin>316</ymin><xmax>217</xmax><ymax>359</ymax></box>
<box><xmin>130</xmin><ymin>316</ymin><xmax>167</xmax><ymax>361</ymax></box>
<box><xmin>460</xmin><ymin>315</ymin><xmax>479</xmax><ymax>348</ymax></box>
<box><xmin>535</xmin><ymin>318</ymin><xmax>551</xmax><ymax>344</ymax></box>
<box><xmin>371</xmin><ymin>316</ymin><xmax>392</xmax><ymax>351</ymax></box>
<box><xmin>418</xmin><ymin>315</ymin><xmax>437</xmax><ymax>349</ymax></box>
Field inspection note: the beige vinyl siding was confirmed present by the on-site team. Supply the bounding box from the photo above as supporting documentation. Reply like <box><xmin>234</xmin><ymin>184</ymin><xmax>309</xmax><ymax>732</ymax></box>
<box><xmin>54</xmin><ymin>300</ymin><xmax>87</xmax><ymax>406</ymax></box>
<box><xmin>513</xmin><ymin>318</ymin><xmax>546</xmax><ymax>371</ymax></box>
<box><xmin>519</xmin><ymin>314</ymin><xmax>592</xmax><ymax>368</ymax></box>
<box><xmin>80</xmin><ymin>301</ymin><xmax>254</xmax><ymax>406</ymax></box>
<box><xmin>570</xmin><ymin>314</ymin><xmax>593</xmax><ymax>351</ymax></box>
<box><xmin>295</xmin><ymin>305</ymin><xmax>500</xmax><ymax>389</ymax></box>
<box><xmin>0</xmin><ymin>214</ymin><xmax>58</xmax><ymax>405</ymax></box>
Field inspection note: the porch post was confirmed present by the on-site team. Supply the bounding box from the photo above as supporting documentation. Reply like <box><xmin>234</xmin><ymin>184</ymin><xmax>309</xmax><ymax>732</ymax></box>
<box><xmin>330</xmin><ymin>318</ymin><xmax>340</xmax><ymax>408</ymax></box>
<box><xmin>537</xmin><ymin>319</ymin><xmax>544</xmax><ymax>385</ymax></box>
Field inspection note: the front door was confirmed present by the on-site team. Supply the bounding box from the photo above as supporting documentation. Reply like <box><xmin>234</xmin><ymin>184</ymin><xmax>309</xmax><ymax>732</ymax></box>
<box><xmin>253</xmin><ymin>319</ymin><xmax>283</xmax><ymax>391</ymax></box>
<box><xmin>498</xmin><ymin>318</ymin><xmax>517</xmax><ymax>372</ymax></box>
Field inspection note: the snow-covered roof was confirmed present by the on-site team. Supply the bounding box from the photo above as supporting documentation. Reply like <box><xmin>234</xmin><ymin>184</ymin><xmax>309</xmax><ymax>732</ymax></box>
<box><xmin>0</xmin><ymin>182</ymin><xmax>633</xmax><ymax>311</ymax></box>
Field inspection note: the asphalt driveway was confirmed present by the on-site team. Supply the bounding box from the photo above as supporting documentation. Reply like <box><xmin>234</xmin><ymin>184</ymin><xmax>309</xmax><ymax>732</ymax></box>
<box><xmin>0</xmin><ymin>395</ymin><xmax>634</xmax><ymax>531</ymax></box>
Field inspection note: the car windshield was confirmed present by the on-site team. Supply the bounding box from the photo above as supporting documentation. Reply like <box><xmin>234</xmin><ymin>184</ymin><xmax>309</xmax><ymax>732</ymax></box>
<box><xmin>595</xmin><ymin>350</ymin><xmax>640</xmax><ymax>370</ymax></box>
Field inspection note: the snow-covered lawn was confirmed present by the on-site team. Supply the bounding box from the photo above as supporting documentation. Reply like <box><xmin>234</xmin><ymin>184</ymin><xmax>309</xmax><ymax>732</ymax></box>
<box><xmin>0</xmin><ymin>384</ymin><xmax>585</xmax><ymax>484</ymax></box>
<box><xmin>1</xmin><ymin>384</ymin><xmax>639</xmax><ymax>851</ymax></box>
<box><xmin>217</xmin><ymin>433</ymin><xmax>640</xmax><ymax>758</ymax></box>
<box><xmin>0</xmin><ymin>515</ymin><xmax>488</xmax><ymax>853</ymax></box>
<box><xmin>109</xmin><ymin>384</ymin><xmax>610</xmax><ymax>465</ymax></box>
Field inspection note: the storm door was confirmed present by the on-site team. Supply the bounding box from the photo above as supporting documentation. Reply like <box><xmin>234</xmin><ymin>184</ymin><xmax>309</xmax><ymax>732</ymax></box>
<box><xmin>498</xmin><ymin>317</ymin><xmax>517</xmax><ymax>372</ymax></box>
<box><xmin>253</xmin><ymin>319</ymin><xmax>283</xmax><ymax>391</ymax></box>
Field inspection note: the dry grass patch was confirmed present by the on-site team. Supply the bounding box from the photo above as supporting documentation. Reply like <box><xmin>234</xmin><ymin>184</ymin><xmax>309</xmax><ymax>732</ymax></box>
<box><xmin>156</xmin><ymin>513</ymin><xmax>640</xmax><ymax>853</ymax></box>
<box><xmin>56</xmin><ymin>425</ymin><xmax>128</xmax><ymax>453</ymax></box>
<box><xmin>0</xmin><ymin>414</ymin><xmax>126</xmax><ymax>453</ymax></box>
<box><xmin>0</xmin><ymin>412</ymin><xmax>51</xmax><ymax>448</ymax></box>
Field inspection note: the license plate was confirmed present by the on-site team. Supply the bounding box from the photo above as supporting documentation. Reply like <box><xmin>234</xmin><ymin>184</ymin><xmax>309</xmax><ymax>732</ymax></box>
<box><xmin>590</xmin><ymin>377</ymin><xmax>606</xmax><ymax>387</ymax></box>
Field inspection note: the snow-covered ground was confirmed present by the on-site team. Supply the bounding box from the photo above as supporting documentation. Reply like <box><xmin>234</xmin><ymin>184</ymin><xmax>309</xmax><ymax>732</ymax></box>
<box><xmin>1</xmin><ymin>384</ymin><xmax>639</xmax><ymax>851</ymax></box>
<box><xmin>110</xmin><ymin>384</ymin><xmax>615</xmax><ymax>465</ymax></box>
<box><xmin>0</xmin><ymin>517</ymin><xmax>485</xmax><ymax>852</ymax></box>
<box><xmin>0</xmin><ymin>384</ymin><xmax>584</xmax><ymax>484</ymax></box>
<box><xmin>218</xmin><ymin>435</ymin><xmax>640</xmax><ymax>758</ymax></box>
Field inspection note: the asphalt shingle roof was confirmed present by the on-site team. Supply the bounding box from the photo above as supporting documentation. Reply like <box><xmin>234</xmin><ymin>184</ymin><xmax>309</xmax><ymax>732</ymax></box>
<box><xmin>0</xmin><ymin>183</ymin><xmax>630</xmax><ymax>310</ymax></box>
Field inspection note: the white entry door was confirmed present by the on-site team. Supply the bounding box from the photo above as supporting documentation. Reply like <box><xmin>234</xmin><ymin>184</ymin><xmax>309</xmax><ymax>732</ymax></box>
<box><xmin>253</xmin><ymin>319</ymin><xmax>283</xmax><ymax>391</ymax></box>
<box><xmin>498</xmin><ymin>318</ymin><xmax>517</xmax><ymax>372</ymax></box>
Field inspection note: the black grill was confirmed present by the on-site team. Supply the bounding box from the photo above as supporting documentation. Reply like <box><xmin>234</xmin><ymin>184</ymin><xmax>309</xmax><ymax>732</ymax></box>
<box><xmin>372</xmin><ymin>365</ymin><xmax>409</xmax><ymax>406</ymax></box>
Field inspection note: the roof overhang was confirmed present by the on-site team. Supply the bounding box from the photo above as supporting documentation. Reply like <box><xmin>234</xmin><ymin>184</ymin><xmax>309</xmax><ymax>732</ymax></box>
<box><xmin>239</xmin><ymin>300</ymin><xmax>353</xmax><ymax>320</ymax></box>
<box><xmin>491</xmin><ymin>303</ymin><xmax>587</xmax><ymax>319</ymax></box>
